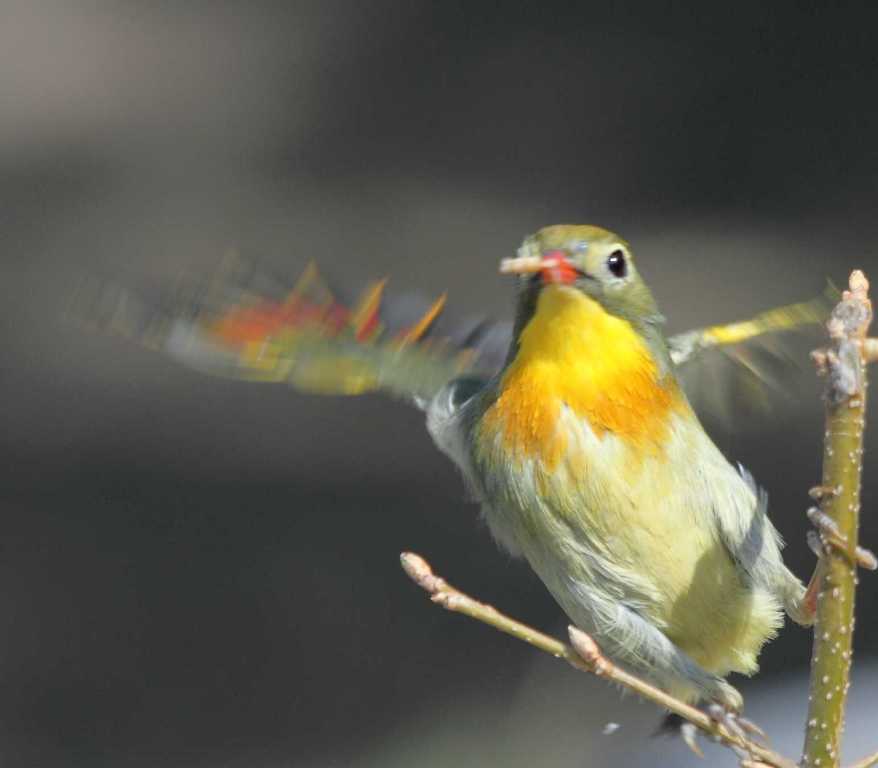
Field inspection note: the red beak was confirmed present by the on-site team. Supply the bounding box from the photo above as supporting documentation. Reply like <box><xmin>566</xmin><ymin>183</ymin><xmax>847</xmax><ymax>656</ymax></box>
<box><xmin>538</xmin><ymin>250</ymin><xmax>579</xmax><ymax>285</ymax></box>
<box><xmin>499</xmin><ymin>249</ymin><xmax>579</xmax><ymax>285</ymax></box>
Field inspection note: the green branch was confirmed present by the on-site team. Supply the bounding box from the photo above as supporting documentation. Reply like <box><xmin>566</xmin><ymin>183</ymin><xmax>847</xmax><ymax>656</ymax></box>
<box><xmin>803</xmin><ymin>271</ymin><xmax>873</xmax><ymax>768</ymax></box>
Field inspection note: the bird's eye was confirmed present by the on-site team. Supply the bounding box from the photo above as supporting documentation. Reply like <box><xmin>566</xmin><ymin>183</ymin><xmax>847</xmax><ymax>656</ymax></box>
<box><xmin>607</xmin><ymin>249</ymin><xmax>627</xmax><ymax>278</ymax></box>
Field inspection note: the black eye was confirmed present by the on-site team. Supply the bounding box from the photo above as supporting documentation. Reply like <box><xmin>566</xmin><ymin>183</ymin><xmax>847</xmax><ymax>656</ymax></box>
<box><xmin>607</xmin><ymin>249</ymin><xmax>627</xmax><ymax>278</ymax></box>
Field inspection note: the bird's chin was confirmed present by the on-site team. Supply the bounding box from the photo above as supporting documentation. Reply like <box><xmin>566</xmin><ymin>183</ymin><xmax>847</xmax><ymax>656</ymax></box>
<box><xmin>540</xmin><ymin>278</ymin><xmax>596</xmax><ymax>301</ymax></box>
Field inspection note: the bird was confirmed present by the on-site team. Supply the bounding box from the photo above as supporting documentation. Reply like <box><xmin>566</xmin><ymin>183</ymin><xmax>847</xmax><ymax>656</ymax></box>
<box><xmin>76</xmin><ymin>224</ymin><xmax>825</xmax><ymax>718</ymax></box>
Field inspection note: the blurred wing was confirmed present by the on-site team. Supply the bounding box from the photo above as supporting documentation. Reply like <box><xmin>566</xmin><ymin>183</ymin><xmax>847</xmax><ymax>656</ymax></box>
<box><xmin>72</xmin><ymin>256</ymin><xmax>512</xmax><ymax>406</ymax></box>
<box><xmin>669</xmin><ymin>287</ymin><xmax>835</xmax><ymax>424</ymax></box>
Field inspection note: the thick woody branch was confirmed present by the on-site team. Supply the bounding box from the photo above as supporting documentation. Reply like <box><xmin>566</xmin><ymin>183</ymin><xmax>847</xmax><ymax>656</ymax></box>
<box><xmin>400</xmin><ymin>552</ymin><xmax>796</xmax><ymax>768</ymax></box>
<box><xmin>803</xmin><ymin>271</ymin><xmax>873</xmax><ymax>768</ymax></box>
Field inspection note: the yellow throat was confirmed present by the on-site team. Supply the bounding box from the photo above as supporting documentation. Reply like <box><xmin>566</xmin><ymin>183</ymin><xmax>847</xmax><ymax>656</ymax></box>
<box><xmin>481</xmin><ymin>285</ymin><xmax>684</xmax><ymax>468</ymax></box>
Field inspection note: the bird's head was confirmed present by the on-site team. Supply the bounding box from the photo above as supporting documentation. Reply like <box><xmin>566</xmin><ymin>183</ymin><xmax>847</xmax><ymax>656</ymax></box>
<box><xmin>501</xmin><ymin>224</ymin><xmax>663</xmax><ymax>329</ymax></box>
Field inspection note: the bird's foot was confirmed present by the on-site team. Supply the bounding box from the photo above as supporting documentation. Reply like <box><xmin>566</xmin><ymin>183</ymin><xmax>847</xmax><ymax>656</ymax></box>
<box><xmin>675</xmin><ymin>697</ymin><xmax>768</xmax><ymax>760</ymax></box>
<box><xmin>806</xmin><ymin>506</ymin><xmax>877</xmax><ymax>570</ymax></box>
<box><xmin>707</xmin><ymin>703</ymin><xmax>772</xmax><ymax>764</ymax></box>
<box><xmin>679</xmin><ymin>721</ymin><xmax>703</xmax><ymax>757</ymax></box>
<box><xmin>707</xmin><ymin>703</ymin><xmax>769</xmax><ymax>745</ymax></box>
<box><xmin>709</xmin><ymin>678</ymin><xmax>743</xmax><ymax>714</ymax></box>
<box><xmin>795</xmin><ymin>499</ymin><xmax>877</xmax><ymax>624</ymax></box>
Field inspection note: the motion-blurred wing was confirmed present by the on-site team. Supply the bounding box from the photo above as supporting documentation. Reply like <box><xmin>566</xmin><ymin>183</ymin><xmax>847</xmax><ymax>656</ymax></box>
<box><xmin>73</xmin><ymin>257</ymin><xmax>512</xmax><ymax>405</ymax></box>
<box><xmin>668</xmin><ymin>287</ymin><xmax>835</xmax><ymax>424</ymax></box>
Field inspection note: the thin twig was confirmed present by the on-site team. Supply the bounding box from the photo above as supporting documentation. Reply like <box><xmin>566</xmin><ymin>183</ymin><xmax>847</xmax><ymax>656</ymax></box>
<box><xmin>847</xmin><ymin>750</ymin><xmax>878</xmax><ymax>768</ymax></box>
<box><xmin>400</xmin><ymin>552</ymin><xmax>797</xmax><ymax>768</ymax></box>
<box><xmin>803</xmin><ymin>271</ymin><xmax>873</xmax><ymax>768</ymax></box>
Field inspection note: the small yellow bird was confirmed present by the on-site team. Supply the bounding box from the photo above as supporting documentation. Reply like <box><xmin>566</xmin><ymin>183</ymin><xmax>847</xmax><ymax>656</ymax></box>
<box><xmin>446</xmin><ymin>225</ymin><xmax>815</xmax><ymax>712</ymax></box>
<box><xmin>79</xmin><ymin>224</ymin><xmax>824</xmax><ymax>717</ymax></box>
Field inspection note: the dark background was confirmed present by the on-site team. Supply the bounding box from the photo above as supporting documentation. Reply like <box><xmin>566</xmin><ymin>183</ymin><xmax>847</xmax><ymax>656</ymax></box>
<box><xmin>2</xmin><ymin>3</ymin><xmax>878</xmax><ymax>766</ymax></box>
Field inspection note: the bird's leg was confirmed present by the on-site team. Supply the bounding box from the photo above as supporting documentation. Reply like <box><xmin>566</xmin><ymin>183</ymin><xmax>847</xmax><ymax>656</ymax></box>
<box><xmin>792</xmin><ymin>487</ymin><xmax>877</xmax><ymax>623</ymax></box>
<box><xmin>799</xmin><ymin>550</ymin><xmax>826</xmax><ymax>621</ymax></box>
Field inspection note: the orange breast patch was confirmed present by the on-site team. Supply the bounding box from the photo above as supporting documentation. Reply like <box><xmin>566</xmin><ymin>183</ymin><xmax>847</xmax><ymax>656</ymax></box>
<box><xmin>479</xmin><ymin>286</ymin><xmax>683</xmax><ymax>469</ymax></box>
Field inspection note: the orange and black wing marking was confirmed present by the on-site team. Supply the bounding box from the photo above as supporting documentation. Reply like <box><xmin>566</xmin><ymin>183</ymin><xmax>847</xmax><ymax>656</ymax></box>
<box><xmin>73</xmin><ymin>256</ymin><xmax>512</xmax><ymax>404</ymax></box>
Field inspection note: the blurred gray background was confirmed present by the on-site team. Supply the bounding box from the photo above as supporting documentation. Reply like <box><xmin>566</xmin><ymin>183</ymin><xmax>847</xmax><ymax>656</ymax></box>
<box><xmin>2</xmin><ymin>2</ymin><xmax>878</xmax><ymax>766</ymax></box>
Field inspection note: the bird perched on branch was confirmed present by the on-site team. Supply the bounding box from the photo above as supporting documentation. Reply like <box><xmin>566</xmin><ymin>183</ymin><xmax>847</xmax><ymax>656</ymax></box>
<box><xmin>77</xmin><ymin>224</ymin><xmax>825</xmax><ymax>719</ymax></box>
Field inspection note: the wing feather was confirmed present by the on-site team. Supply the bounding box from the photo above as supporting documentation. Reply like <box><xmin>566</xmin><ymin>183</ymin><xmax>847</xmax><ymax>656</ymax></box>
<box><xmin>72</xmin><ymin>257</ymin><xmax>511</xmax><ymax>405</ymax></box>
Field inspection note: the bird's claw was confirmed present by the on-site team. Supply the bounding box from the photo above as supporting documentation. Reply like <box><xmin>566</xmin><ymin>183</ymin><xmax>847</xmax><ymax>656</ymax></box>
<box><xmin>707</xmin><ymin>704</ymin><xmax>768</xmax><ymax>745</ymax></box>
<box><xmin>707</xmin><ymin>702</ymin><xmax>771</xmax><ymax>764</ymax></box>
<box><xmin>680</xmin><ymin>722</ymin><xmax>703</xmax><ymax>757</ymax></box>
<box><xmin>807</xmin><ymin>507</ymin><xmax>877</xmax><ymax>570</ymax></box>
<box><xmin>708</xmin><ymin>703</ymin><xmax>747</xmax><ymax>743</ymax></box>
<box><xmin>739</xmin><ymin>717</ymin><xmax>769</xmax><ymax>744</ymax></box>
<box><xmin>674</xmin><ymin>700</ymin><xmax>767</xmax><ymax>760</ymax></box>
<box><xmin>808</xmin><ymin>484</ymin><xmax>840</xmax><ymax>501</ymax></box>
<box><xmin>806</xmin><ymin>529</ymin><xmax>825</xmax><ymax>559</ymax></box>
<box><xmin>711</xmin><ymin>679</ymin><xmax>743</xmax><ymax>714</ymax></box>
